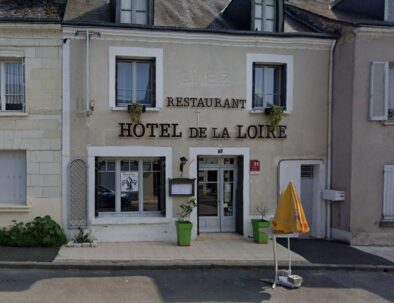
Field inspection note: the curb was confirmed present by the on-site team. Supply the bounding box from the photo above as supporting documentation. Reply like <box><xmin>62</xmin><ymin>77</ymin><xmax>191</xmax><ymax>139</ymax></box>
<box><xmin>0</xmin><ymin>261</ymin><xmax>393</xmax><ymax>271</ymax></box>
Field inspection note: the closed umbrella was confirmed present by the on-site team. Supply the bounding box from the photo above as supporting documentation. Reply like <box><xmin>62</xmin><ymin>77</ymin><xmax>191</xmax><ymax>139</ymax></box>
<box><xmin>267</xmin><ymin>182</ymin><xmax>309</xmax><ymax>288</ymax></box>
<box><xmin>272</xmin><ymin>182</ymin><xmax>310</xmax><ymax>234</ymax></box>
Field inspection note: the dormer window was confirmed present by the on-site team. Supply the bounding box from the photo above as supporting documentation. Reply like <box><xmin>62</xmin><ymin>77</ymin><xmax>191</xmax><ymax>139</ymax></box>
<box><xmin>119</xmin><ymin>0</ymin><xmax>149</xmax><ymax>25</ymax></box>
<box><xmin>254</xmin><ymin>0</ymin><xmax>276</xmax><ymax>32</ymax></box>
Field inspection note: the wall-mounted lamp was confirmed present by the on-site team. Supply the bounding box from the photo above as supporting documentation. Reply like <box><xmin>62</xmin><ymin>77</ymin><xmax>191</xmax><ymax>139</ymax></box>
<box><xmin>179</xmin><ymin>157</ymin><xmax>188</xmax><ymax>176</ymax></box>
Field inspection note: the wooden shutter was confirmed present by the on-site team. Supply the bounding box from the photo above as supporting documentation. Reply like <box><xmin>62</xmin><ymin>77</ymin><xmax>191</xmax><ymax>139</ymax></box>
<box><xmin>383</xmin><ymin>165</ymin><xmax>394</xmax><ymax>221</ymax></box>
<box><xmin>369</xmin><ymin>62</ymin><xmax>389</xmax><ymax>121</ymax></box>
<box><xmin>280</xmin><ymin>64</ymin><xmax>287</xmax><ymax>110</ymax></box>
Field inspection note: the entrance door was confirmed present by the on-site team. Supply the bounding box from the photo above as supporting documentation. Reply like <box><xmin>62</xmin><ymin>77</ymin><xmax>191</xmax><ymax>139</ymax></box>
<box><xmin>300</xmin><ymin>165</ymin><xmax>315</xmax><ymax>238</ymax></box>
<box><xmin>198</xmin><ymin>157</ymin><xmax>237</xmax><ymax>233</ymax></box>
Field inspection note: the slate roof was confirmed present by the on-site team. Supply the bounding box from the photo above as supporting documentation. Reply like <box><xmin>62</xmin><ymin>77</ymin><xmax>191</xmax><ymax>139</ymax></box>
<box><xmin>285</xmin><ymin>0</ymin><xmax>392</xmax><ymax>27</ymax></box>
<box><xmin>0</xmin><ymin>0</ymin><xmax>66</xmax><ymax>21</ymax></box>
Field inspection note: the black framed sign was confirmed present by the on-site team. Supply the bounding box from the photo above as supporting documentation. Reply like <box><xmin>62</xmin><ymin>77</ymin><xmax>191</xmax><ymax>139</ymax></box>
<box><xmin>169</xmin><ymin>178</ymin><xmax>196</xmax><ymax>196</ymax></box>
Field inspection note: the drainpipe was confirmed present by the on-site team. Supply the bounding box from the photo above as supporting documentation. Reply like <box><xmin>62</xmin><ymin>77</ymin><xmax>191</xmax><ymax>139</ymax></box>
<box><xmin>326</xmin><ymin>39</ymin><xmax>337</xmax><ymax>240</ymax></box>
<box><xmin>75</xmin><ymin>30</ymin><xmax>100</xmax><ymax>116</ymax></box>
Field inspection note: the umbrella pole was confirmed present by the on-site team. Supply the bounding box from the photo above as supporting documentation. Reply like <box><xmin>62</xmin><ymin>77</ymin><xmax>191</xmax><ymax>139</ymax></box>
<box><xmin>288</xmin><ymin>236</ymin><xmax>292</xmax><ymax>275</ymax></box>
<box><xmin>273</xmin><ymin>234</ymin><xmax>278</xmax><ymax>288</ymax></box>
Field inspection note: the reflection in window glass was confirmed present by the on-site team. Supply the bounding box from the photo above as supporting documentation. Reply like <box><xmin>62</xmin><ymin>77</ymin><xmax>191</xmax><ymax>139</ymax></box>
<box><xmin>121</xmin><ymin>160</ymin><xmax>139</xmax><ymax>212</ymax></box>
<box><xmin>96</xmin><ymin>161</ymin><xmax>116</xmax><ymax>212</ymax></box>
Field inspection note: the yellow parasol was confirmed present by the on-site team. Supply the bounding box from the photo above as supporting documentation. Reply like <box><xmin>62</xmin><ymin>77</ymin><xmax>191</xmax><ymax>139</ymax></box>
<box><xmin>272</xmin><ymin>182</ymin><xmax>309</xmax><ymax>234</ymax></box>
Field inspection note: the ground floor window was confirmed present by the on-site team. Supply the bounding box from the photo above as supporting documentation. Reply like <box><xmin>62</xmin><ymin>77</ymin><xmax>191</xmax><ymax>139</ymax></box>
<box><xmin>95</xmin><ymin>157</ymin><xmax>165</xmax><ymax>216</ymax></box>
<box><xmin>0</xmin><ymin>150</ymin><xmax>26</xmax><ymax>204</ymax></box>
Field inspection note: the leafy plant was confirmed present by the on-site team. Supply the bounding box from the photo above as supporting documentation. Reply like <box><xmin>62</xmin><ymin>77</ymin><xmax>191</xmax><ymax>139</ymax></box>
<box><xmin>256</xmin><ymin>203</ymin><xmax>270</xmax><ymax>221</ymax></box>
<box><xmin>73</xmin><ymin>227</ymin><xmax>93</xmax><ymax>243</ymax></box>
<box><xmin>268</xmin><ymin>104</ymin><xmax>284</xmax><ymax>129</ymax></box>
<box><xmin>0</xmin><ymin>216</ymin><xmax>67</xmax><ymax>247</ymax></box>
<box><xmin>177</xmin><ymin>198</ymin><xmax>197</xmax><ymax>222</ymax></box>
<box><xmin>128</xmin><ymin>103</ymin><xmax>145</xmax><ymax>123</ymax></box>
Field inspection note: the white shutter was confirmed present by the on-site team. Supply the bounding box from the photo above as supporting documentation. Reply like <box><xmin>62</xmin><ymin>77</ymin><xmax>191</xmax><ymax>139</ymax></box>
<box><xmin>0</xmin><ymin>151</ymin><xmax>26</xmax><ymax>204</ymax></box>
<box><xmin>369</xmin><ymin>62</ymin><xmax>389</xmax><ymax>121</ymax></box>
<box><xmin>383</xmin><ymin>165</ymin><xmax>394</xmax><ymax>221</ymax></box>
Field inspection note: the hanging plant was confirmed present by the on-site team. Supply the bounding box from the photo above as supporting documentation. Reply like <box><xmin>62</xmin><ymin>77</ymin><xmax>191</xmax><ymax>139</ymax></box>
<box><xmin>127</xmin><ymin>103</ymin><xmax>146</xmax><ymax>124</ymax></box>
<box><xmin>267</xmin><ymin>104</ymin><xmax>284</xmax><ymax>129</ymax></box>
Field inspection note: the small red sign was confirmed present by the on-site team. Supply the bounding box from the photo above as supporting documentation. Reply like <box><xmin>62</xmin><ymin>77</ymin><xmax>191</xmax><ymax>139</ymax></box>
<box><xmin>250</xmin><ymin>160</ymin><xmax>260</xmax><ymax>174</ymax></box>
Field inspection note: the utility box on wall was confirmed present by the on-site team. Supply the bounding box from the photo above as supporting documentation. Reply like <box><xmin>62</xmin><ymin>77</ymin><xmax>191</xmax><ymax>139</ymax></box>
<box><xmin>322</xmin><ymin>189</ymin><xmax>345</xmax><ymax>201</ymax></box>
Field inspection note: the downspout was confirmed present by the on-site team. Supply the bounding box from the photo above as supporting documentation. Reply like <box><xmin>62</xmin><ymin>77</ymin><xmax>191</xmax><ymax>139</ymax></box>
<box><xmin>326</xmin><ymin>39</ymin><xmax>337</xmax><ymax>240</ymax></box>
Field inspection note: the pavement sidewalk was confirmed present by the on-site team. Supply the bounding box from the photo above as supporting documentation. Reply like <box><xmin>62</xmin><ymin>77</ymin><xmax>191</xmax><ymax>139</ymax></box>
<box><xmin>0</xmin><ymin>234</ymin><xmax>393</xmax><ymax>270</ymax></box>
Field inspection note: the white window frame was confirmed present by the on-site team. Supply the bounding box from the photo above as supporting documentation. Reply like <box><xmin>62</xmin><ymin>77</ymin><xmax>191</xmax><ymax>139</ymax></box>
<box><xmin>109</xmin><ymin>47</ymin><xmax>163</xmax><ymax>111</ymax></box>
<box><xmin>96</xmin><ymin>157</ymin><xmax>164</xmax><ymax>216</ymax></box>
<box><xmin>0</xmin><ymin>59</ymin><xmax>25</xmax><ymax>112</ymax></box>
<box><xmin>254</xmin><ymin>0</ymin><xmax>276</xmax><ymax>32</ymax></box>
<box><xmin>88</xmin><ymin>146</ymin><xmax>172</xmax><ymax>225</ymax></box>
<box><xmin>246</xmin><ymin>53</ymin><xmax>293</xmax><ymax>113</ymax></box>
<box><xmin>120</xmin><ymin>0</ymin><xmax>149</xmax><ymax>25</ymax></box>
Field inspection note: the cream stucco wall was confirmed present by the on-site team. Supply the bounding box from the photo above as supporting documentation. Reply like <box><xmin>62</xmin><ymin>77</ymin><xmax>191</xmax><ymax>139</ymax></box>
<box><xmin>0</xmin><ymin>24</ymin><xmax>63</xmax><ymax>226</ymax></box>
<box><xmin>65</xmin><ymin>28</ymin><xmax>332</xmax><ymax>241</ymax></box>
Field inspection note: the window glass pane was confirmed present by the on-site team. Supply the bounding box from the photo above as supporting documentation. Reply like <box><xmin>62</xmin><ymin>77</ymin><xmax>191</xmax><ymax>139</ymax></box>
<box><xmin>136</xmin><ymin>62</ymin><xmax>152</xmax><ymax>105</ymax></box>
<box><xmin>255</xmin><ymin>4</ymin><xmax>262</xmax><ymax>19</ymax></box>
<box><xmin>0</xmin><ymin>151</ymin><xmax>26</xmax><ymax>204</ymax></box>
<box><xmin>143</xmin><ymin>171</ymin><xmax>160</xmax><ymax>211</ymax></box>
<box><xmin>255</xmin><ymin>0</ymin><xmax>262</xmax><ymax>3</ymax></box>
<box><xmin>265</xmin><ymin>67</ymin><xmax>275</xmax><ymax>107</ymax></box>
<box><xmin>120</xmin><ymin>11</ymin><xmax>132</xmax><ymax>23</ymax></box>
<box><xmin>264</xmin><ymin>20</ymin><xmax>275</xmax><ymax>32</ymax></box>
<box><xmin>116</xmin><ymin>61</ymin><xmax>132</xmax><ymax>106</ymax></box>
<box><xmin>198</xmin><ymin>183</ymin><xmax>218</xmax><ymax>216</ymax></box>
<box><xmin>96</xmin><ymin>160</ymin><xmax>116</xmax><ymax>213</ymax></box>
<box><xmin>5</xmin><ymin>62</ymin><xmax>24</xmax><ymax>111</ymax></box>
<box><xmin>121</xmin><ymin>160</ymin><xmax>139</xmax><ymax>212</ymax></box>
<box><xmin>265</xmin><ymin>4</ymin><xmax>275</xmax><ymax>19</ymax></box>
<box><xmin>389</xmin><ymin>68</ymin><xmax>394</xmax><ymax>120</ymax></box>
<box><xmin>254</xmin><ymin>19</ymin><xmax>262</xmax><ymax>31</ymax></box>
<box><xmin>135</xmin><ymin>12</ymin><xmax>148</xmax><ymax>25</ymax></box>
<box><xmin>254</xmin><ymin>66</ymin><xmax>264</xmax><ymax>108</ymax></box>
<box><xmin>134</xmin><ymin>0</ymin><xmax>147</xmax><ymax>11</ymax></box>
<box><xmin>121</xmin><ymin>0</ymin><xmax>132</xmax><ymax>10</ymax></box>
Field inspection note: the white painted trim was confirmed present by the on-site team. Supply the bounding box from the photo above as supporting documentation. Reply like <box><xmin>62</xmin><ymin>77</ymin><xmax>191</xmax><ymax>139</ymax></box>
<box><xmin>331</xmin><ymin>227</ymin><xmax>351</xmax><ymax>243</ymax></box>
<box><xmin>87</xmin><ymin>146</ymin><xmax>173</xmax><ymax>225</ymax></box>
<box><xmin>62</xmin><ymin>39</ymin><xmax>71</xmax><ymax>230</ymax></box>
<box><xmin>108</xmin><ymin>46</ymin><xmax>163</xmax><ymax>110</ymax></box>
<box><xmin>278</xmin><ymin>159</ymin><xmax>326</xmax><ymax>238</ymax></box>
<box><xmin>246</xmin><ymin>53</ymin><xmax>294</xmax><ymax>113</ymax></box>
<box><xmin>189</xmin><ymin>147</ymin><xmax>250</xmax><ymax>239</ymax></box>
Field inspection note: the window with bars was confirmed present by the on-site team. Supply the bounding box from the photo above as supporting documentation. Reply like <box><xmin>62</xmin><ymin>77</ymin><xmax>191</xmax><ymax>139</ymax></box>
<box><xmin>116</xmin><ymin>58</ymin><xmax>155</xmax><ymax>107</ymax></box>
<box><xmin>120</xmin><ymin>0</ymin><xmax>149</xmax><ymax>25</ymax></box>
<box><xmin>253</xmin><ymin>63</ymin><xmax>286</xmax><ymax>109</ymax></box>
<box><xmin>254</xmin><ymin>0</ymin><xmax>276</xmax><ymax>32</ymax></box>
<box><xmin>0</xmin><ymin>60</ymin><xmax>25</xmax><ymax>112</ymax></box>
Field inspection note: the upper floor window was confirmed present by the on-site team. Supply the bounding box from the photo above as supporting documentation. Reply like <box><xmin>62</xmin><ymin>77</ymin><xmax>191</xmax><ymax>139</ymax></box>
<box><xmin>254</xmin><ymin>0</ymin><xmax>276</xmax><ymax>32</ymax></box>
<box><xmin>120</xmin><ymin>0</ymin><xmax>149</xmax><ymax>25</ymax></box>
<box><xmin>385</xmin><ymin>0</ymin><xmax>394</xmax><ymax>22</ymax></box>
<box><xmin>116</xmin><ymin>58</ymin><xmax>155</xmax><ymax>108</ymax></box>
<box><xmin>0</xmin><ymin>60</ymin><xmax>25</xmax><ymax>112</ymax></box>
<box><xmin>253</xmin><ymin>63</ymin><xmax>286</xmax><ymax>110</ymax></box>
<box><xmin>369</xmin><ymin>61</ymin><xmax>394</xmax><ymax>121</ymax></box>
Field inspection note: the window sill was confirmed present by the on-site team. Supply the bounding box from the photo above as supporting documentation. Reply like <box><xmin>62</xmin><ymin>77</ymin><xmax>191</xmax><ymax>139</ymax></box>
<box><xmin>379</xmin><ymin>220</ymin><xmax>394</xmax><ymax>227</ymax></box>
<box><xmin>111</xmin><ymin>107</ymin><xmax>160</xmax><ymax>112</ymax></box>
<box><xmin>383</xmin><ymin>121</ymin><xmax>394</xmax><ymax>126</ymax></box>
<box><xmin>91</xmin><ymin>216</ymin><xmax>171</xmax><ymax>225</ymax></box>
<box><xmin>0</xmin><ymin>112</ymin><xmax>29</xmax><ymax>117</ymax></box>
<box><xmin>0</xmin><ymin>204</ymin><xmax>31</xmax><ymax>213</ymax></box>
<box><xmin>249</xmin><ymin>109</ymin><xmax>290</xmax><ymax>115</ymax></box>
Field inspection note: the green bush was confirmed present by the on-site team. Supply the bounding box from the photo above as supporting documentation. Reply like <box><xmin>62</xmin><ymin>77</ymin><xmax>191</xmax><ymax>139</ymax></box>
<box><xmin>0</xmin><ymin>216</ymin><xmax>67</xmax><ymax>247</ymax></box>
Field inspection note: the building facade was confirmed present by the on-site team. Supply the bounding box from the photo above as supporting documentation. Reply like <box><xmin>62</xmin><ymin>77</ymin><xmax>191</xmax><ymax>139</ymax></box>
<box><xmin>62</xmin><ymin>0</ymin><xmax>335</xmax><ymax>242</ymax></box>
<box><xmin>287</xmin><ymin>0</ymin><xmax>394</xmax><ymax>245</ymax></box>
<box><xmin>0</xmin><ymin>2</ymin><xmax>65</xmax><ymax>226</ymax></box>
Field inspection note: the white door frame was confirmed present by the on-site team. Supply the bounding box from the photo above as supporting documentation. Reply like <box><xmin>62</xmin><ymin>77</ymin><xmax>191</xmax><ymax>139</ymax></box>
<box><xmin>278</xmin><ymin>159</ymin><xmax>326</xmax><ymax>238</ymax></box>
<box><xmin>189</xmin><ymin>147</ymin><xmax>250</xmax><ymax>239</ymax></box>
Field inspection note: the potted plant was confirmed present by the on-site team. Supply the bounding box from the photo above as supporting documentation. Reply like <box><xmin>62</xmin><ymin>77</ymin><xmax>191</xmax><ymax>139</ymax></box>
<box><xmin>251</xmin><ymin>203</ymin><xmax>271</xmax><ymax>244</ymax></box>
<box><xmin>66</xmin><ymin>227</ymin><xmax>97</xmax><ymax>247</ymax></box>
<box><xmin>265</xmin><ymin>104</ymin><xmax>284</xmax><ymax>129</ymax></box>
<box><xmin>127</xmin><ymin>103</ymin><xmax>146</xmax><ymax>123</ymax></box>
<box><xmin>175</xmin><ymin>198</ymin><xmax>197</xmax><ymax>246</ymax></box>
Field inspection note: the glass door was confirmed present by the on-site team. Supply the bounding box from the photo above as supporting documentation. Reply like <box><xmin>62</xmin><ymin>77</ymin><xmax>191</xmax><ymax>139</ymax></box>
<box><xmin>198</xmin><ymin>168</ymin><xmax>220</xmax><ymax>232</ymax></box>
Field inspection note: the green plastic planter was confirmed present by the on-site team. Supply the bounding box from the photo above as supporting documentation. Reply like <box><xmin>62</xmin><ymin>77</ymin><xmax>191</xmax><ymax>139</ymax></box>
<box><xmin>251</xmin><ymin>219</ymin><xmax>270</xmax><ymax>244</ymax></box>
<box><xmin>175</xmin><ymin>221</ymin><xmax>193</xmax><ymax>246</ymax></box>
